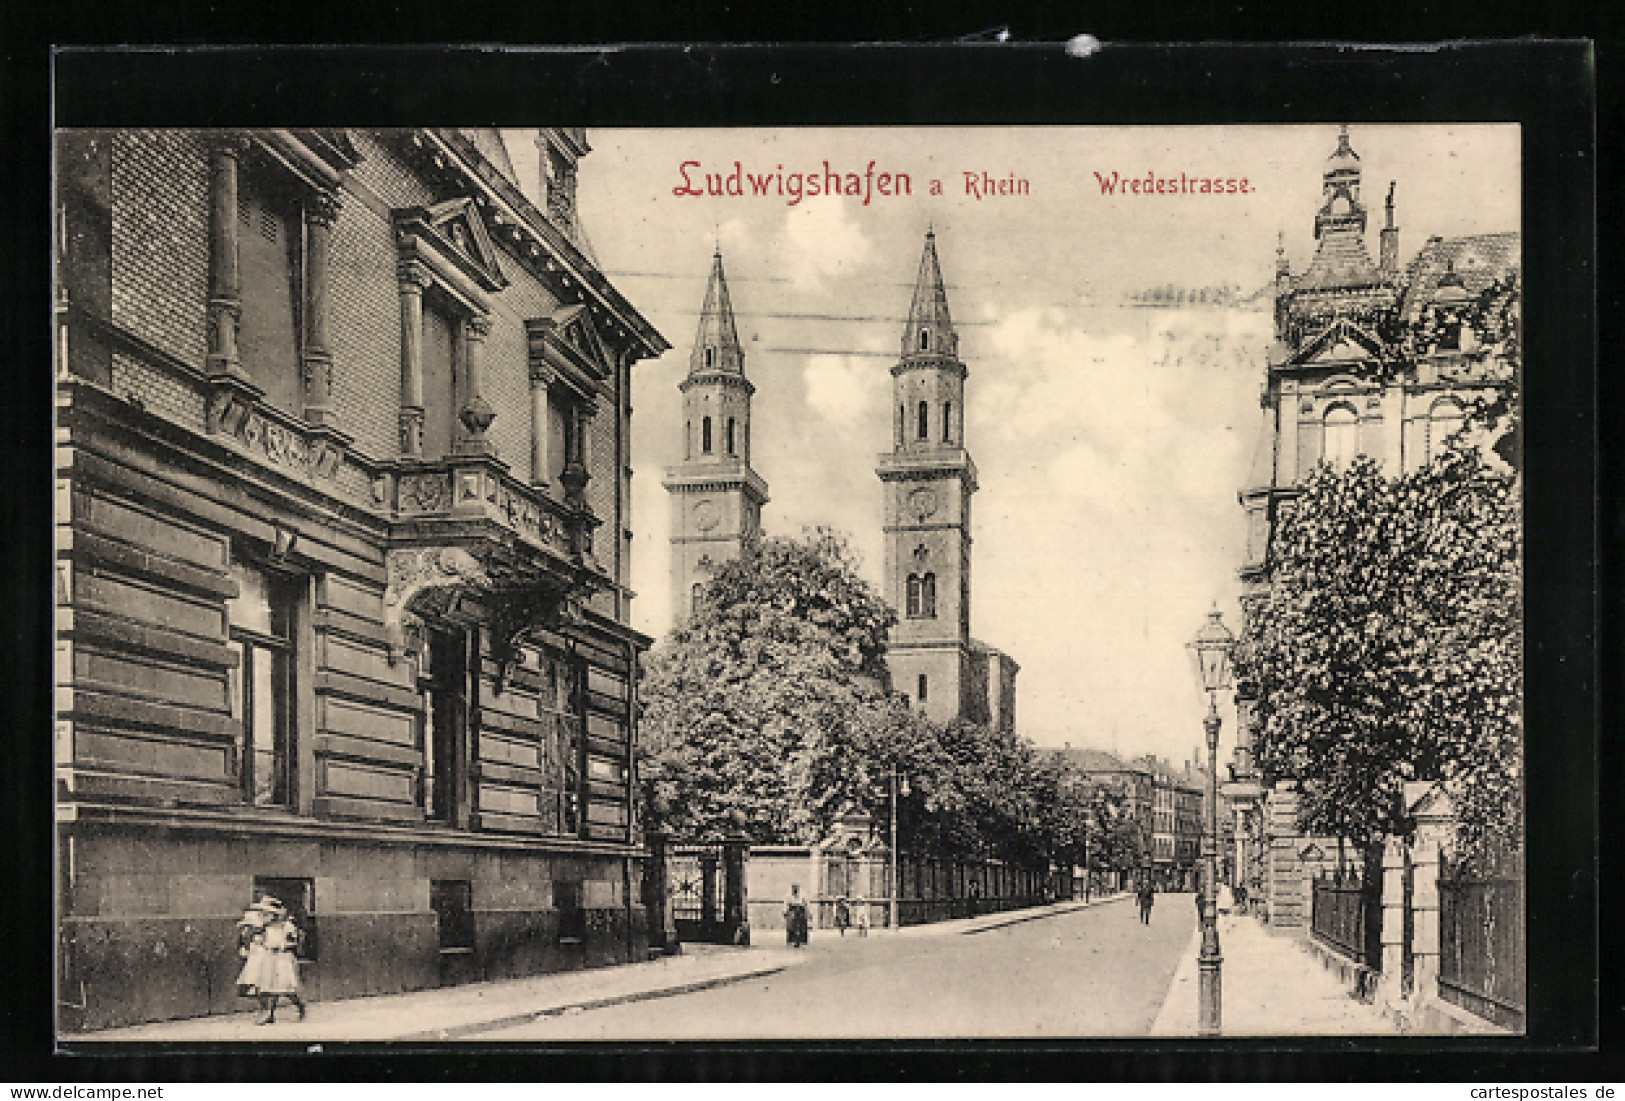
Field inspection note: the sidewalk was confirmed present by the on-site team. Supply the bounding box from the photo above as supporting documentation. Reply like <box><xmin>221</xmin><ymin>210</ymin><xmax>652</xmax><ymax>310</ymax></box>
<box><xmin>1149</xmin><ymin>912</ymin><xmax>1399</xmax><ymax>1037</ymax></box>
<box><xmin>79</xmin><ymin>948</ymin><xmax>807</xmax><ymax>1044</ymax></box>
<box><xmin>79</xmin><ymin>895</ymin><xmax>1120</xmax><ymax>1043</ymax></box>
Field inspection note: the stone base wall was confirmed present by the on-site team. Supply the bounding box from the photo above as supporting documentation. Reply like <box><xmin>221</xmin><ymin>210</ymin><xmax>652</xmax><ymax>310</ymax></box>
<box><xmin>60</xmin><ymin>823</ymin><xmax>644</xmax><ymax>1032</ymax></box>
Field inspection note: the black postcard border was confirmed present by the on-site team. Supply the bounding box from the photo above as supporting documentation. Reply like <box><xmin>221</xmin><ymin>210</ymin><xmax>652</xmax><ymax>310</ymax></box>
<box><xmin>7</xmin><ymin>40</ymin><xmax>1605</xmax><ymax>1082</ymax></box>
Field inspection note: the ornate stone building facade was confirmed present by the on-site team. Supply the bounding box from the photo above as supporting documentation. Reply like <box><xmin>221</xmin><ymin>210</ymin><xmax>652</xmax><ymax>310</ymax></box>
<box><xmin>55</xmin><ymin>128</ymin><xmax>669</xmax><ymax>1029</ymax></box>
<box><xmin>663</xmin><ymin>249</ymin><xmax>769</xmax><ymax>628</ymax></box>
<box><xmin>877</xmin><ymin>232</ymin><xmax>1018</xmax><ymax>732</ymax></box>
<box><xmin>1224</xmin><ymin>127</ymin><xmax>1519</xmax><ymax>925</ymax></box>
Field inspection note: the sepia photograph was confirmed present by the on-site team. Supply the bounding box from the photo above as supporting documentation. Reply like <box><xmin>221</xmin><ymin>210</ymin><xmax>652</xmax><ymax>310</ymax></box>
<box><xmin>49</xmin><ymin>113</ymin><xmax>1537</xmax><ymax>1044</ymax></box>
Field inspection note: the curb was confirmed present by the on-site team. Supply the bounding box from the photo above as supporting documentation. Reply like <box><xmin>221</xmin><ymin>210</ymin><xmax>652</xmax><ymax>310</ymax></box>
<box><xmin>395</xmin><ymin>961</ymin><xmax>794</xmax><ymax>1041</ymax></box>
<box><xmin>960</xmin><ymin>893</ymin><xmax>1131</xmax><ymax>935</ymax></box>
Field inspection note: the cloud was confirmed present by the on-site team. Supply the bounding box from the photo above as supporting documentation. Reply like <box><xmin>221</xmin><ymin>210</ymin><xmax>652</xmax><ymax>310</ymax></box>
<box><xmin>782</xmin><ymin>199</ymin><xmax>873</xmax><ymax>293</ymax></box>
<box><xmin>803</xmin><ymin>354</ymin><xmax>886</xmax><ymax>422</ymax></box>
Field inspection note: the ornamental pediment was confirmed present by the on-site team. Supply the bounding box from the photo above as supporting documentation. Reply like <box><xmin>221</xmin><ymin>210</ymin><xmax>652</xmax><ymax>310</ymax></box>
<box><xmin>395</xmin><ymin>198</ymin><xmax>508</xmax><ymax>295</ymax></box>
<box><xmin>1292</xmin><ymin>317</ymin><xmax>1385</xmax><ymax>368</ymax></box>
<box><xmin>527</xmin><ymin>305</ymin><xmax>614</xmax><ymax>392</ymax></box>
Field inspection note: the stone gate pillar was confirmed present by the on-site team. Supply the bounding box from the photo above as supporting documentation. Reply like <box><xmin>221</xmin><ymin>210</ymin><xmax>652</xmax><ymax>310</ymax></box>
<box><xmin>642</xmin><ymin>829</ymin><xmax>677</xmax><ymax>955</ymax></box>
<box><xmin>723</xmin><ymin>838</ymin><xmax>751</xmax><ymax>946</ymax></box>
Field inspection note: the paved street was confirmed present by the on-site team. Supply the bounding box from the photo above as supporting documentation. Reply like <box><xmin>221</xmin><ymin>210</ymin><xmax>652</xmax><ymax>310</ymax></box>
<box><xmin>475</xmin><ymin>894</ymin><xmax>1193</xmax><ymax>1040</ymax></box>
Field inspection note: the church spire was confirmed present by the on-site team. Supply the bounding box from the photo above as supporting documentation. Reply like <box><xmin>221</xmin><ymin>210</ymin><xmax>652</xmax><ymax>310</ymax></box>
<box><xmin>903</xmin><ymin>230</ymin><xmax>958</xmax><ymax>360</ymax></box>
<box><xmin>690</xmin><ymin>247</ymin><xmax>745</xmax><ymax>377</ymax></box>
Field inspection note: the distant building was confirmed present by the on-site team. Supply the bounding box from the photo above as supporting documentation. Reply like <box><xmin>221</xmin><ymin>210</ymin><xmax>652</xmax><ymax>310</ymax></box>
<box><xmin>1228</xmin><ymin>125</ymin><xmax>1519</xmax><ymax>926</ymax></box>
<box><xmin>55</xmin><ymin>127</ymin><xmax>668</xmax><ymax>1030</ymax></box>
<box><xmin>1050</xmin><ymin>746</ymin><xmax>1154</xmax><ymax>874</ymax></box>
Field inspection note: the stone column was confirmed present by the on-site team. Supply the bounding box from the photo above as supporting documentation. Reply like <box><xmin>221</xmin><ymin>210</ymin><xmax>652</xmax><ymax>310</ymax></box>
<box><xmin>301</xmin><ymin>191</ymin><xmax>340</xmax><ymax>426</ymax></box>
<box><xmin>206</xmin><ymin>135</ymin><xmax>247</xmax><ymax>382</ymax></box>
<box><xmin>456</xmin><ymin>314</ymin><xmax>496</xmax><ymax>455</ymax></box>
<box><xmin>1378</xmin><ymin>835</ymin><xmax>1409</xmax><ymax>1009</ymax></box>
<box><xmin>1409</xmin><ymin>838</ymin><xmax>1447</xmax><ymax>1007</ymax></box>
<box><xmin>397</xmin><ymin>262</ymin><xmax>430</xmax><ymax>457</ymax></box>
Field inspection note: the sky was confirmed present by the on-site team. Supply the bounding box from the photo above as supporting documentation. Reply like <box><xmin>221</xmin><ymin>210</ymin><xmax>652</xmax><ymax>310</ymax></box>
<box><xmin>506</xmin><ymin>125</ymin><xmax>1519</xmax><ymax>768</ymax></box>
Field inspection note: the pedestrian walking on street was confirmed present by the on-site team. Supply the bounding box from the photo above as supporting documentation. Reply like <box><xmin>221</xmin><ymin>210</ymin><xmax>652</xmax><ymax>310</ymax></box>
<box><xmin>236</xmin><ymin>897</ymin><xmax>306</xmax><ymax>1024</ymax></box>
<box><xmin>1137</xmin><ymin>879</ymin><xmax>1155</xmax><ymax>925</ymax></box>
<box><xmin>854</xmin><ymin>899</ymin><xmax>870</xmax><ymax>937</ymax></box>
<box><xmin>833</xmin><ymin>895</ymin><xmax>851</xmax><ymax>937</ymax></box>
<box><xmin>784</xmin><ymin>884</ymin><xmax>809</xmax><ymax>948</ymax></box>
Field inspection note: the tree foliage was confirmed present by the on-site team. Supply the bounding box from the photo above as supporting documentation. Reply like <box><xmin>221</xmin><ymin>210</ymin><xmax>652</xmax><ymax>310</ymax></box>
<box><xmin>638</xmin><ymin>530</ymin><xmax>899</xmax><ymax>843</ymax></box>
<box><xmin>639</xmin><ymin>529</ymin><xmax>1072</xmax><ymax>865</ymax></box>
<box><xmin>1235</xmin><ymin>441</ymin><xmax>1522</xmax><ymax>855</ymax></box>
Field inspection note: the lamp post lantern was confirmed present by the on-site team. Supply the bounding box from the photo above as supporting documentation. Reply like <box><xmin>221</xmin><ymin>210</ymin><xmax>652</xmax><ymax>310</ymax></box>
<box><xmin>1187</xmin><ymin>603</ymin><xmax>1235</xmax><ymax>1037</ymax></box>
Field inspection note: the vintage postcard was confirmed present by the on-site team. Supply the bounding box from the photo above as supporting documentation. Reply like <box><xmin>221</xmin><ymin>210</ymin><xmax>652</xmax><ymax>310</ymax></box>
<box><xmin>52</xmin><ymin>114</ymin><xmax>1539</xmax><ymax>1045</ymax></box>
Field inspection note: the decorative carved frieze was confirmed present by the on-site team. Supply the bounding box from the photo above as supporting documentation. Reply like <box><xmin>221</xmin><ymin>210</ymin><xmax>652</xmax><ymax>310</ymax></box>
<box><xmin>382</xmin><ymin>545</ymin><xmax>491</xmax><ymax>662</ymax></box>
<box><xmin>398</xmin><ymin>471</ymin><xmax>452</xmax><ymax>513</ymax></box>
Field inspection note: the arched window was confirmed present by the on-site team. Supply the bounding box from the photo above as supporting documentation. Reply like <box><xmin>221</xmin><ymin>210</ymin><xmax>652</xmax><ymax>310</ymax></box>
<box><xmin>704</xmin><ymin>346</ymin><xmax>715</xmax><ymax>369</ymax></box>
<box><xmin>702</xmin><ymin>416</ymin><xmax>713</xmax><ymax>454</ymax></box>
<box><xmin>906</xmin><ymin>574</ymin><xmax>922</xmax><ymax>617</ymax></box>
<box><xmin>917</xmin><ymin>400</ymin><xmax>929</xmax><ymax>440</ymax></box>
<box><xmin>684</xmin><ymin>420</ymin><xmax>692</xmax><ymax>460</ymax></box>
<box><xmin>919</xmin><ymin>329</ymin><xmax>929</xmax><ymax>352</ymax></box>
<box><xmin>1322</xmin><ymin>403</ymin><xmax>1360</xmax><ymax>471</ymax></box>
<box><xmin>897</xmin><ymin>405</ymin><xmax>906</xmax><ymax>447</ymax></box>
<box><xmin>1427</xmin><ymin>398</ymin><xmax>1465</xmax><ymax>463</ymax></box>
<box><xmin>942</xmin><ymin>401</ymin><xmax>953</xmax><ymax>442</ymax></box>
<box><xmin>725</xmin><ymin>417</ymin><xmax>736</xmax><ymax>455</ymax></box>
<box><xmin>917</xmin><ymin>674</ymin><xmax>928</xmax><ymax>702</ymax></box>
<box><xmin>691</xmin><ymin>582</ymin><xmax>703</xmax><ymax>615</ymax></box>
<box><xmin>921</xmin><ymin>572</ymin><xmax>937</xmax><ymax>618</ymax></box>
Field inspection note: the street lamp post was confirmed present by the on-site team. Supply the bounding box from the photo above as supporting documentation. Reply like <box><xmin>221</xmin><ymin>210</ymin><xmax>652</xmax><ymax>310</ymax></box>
<box><xmin>1188</xmin><ymin>603</ymin><xmax>1235</xmax><ymax>1037</ymax></box>
<box><xmin>889</xmin><ymin>762</ymin><xmax>899</xmax><ymax>932</ymax></box>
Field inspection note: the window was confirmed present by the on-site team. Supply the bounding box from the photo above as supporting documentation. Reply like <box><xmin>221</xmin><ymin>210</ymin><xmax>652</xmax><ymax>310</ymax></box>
<box><xmin>236</xmin><ymin>167</ymin><xmax>303</xmax><ymax>416</ymax></box>
<box><xmin>919</xmin><ymin>329</ymin><xmax>929</xmax><ymax>352</ymax></box>
<box><xmin>725</xmin><ymin>417</ymin><xmax>736</xmax><ymax>455</ymax></box>
<box><xmin>228</xmin><ymin>561</ymin><xmax>298</xmax><ymax>808</ymax></box>
<box><xmin>705</xmin><ymin>346</ymin><xmax>715</xmax><ymax>369</ymax></box>
<box><xmin>921</xmin><ymin>573</ymin><xmax>937</xmax><ymax>618</ymax></box>
<box><xmin>692</xmin><ymin>582</ymin><xmax>704</xmax><ymax>615</ymax></box>
<box><xmin>252</xmin><ymin>876</ymin><xmax>316</xmax><ymax>961</ymax></box>
<box><xmin>917</xmin><ymin>674</ymin><xmax>928</xmax><ymax>702</ymax></box>
<box><xmin>906</xmin><ymin>574</ymin><xmax>921</xmax><ymax>617</ymax></box>
<box><xmin>431</xmin><ymin>879</ymin><xmax>476</xmax><ymax>954</ymax></box>
<box><xmin>1322</xmin><ymin>403</ymin><xmax>1360</xmax><ymax>471</ymax></box>
<box><xmin>420</xmin><ymin>300</ymin><xmax>459</xmax><ymax>459</ymax></box>
<box><xmin>1427</xmin><ymin>398</ymin><xmax>1465</xmax><ymax>463</ymax></box>
<box><xmin>421</xmin><ymin>628</ymin><xmax>468</xmax><ymax>825</ymax></box>
<box><xmin>917</xmin><ymin>401</ymin><xmax>929</xmax><ymax>440</ymax></box>
<box><xmin>942</xmin><ymin>401</ymin><xmax>953</xmax><ymax>443</ymax></box>
<box><xmin>684</xmin><ymin>420</ymin><xmax>692</xmax><ymax>460</ymax></box>
<box><xmin>702</xmin><ymin>416</ymin><xmax>713</xmax><ymax>454</ymax></box>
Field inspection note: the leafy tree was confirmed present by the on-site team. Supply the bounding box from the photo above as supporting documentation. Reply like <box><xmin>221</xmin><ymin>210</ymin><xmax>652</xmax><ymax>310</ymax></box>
<box><xmin>1235</xmin><ymin>440</ymin><xmax>1521</xmax><ymax>859</ymax></box>
<box><xmin>638</xmin><ymin>530</ymin><xmax>899</xmax><ymax>843</ymax></box>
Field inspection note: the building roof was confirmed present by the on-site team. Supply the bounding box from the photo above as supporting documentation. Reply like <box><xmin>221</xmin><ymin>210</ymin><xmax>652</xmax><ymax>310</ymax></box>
<box><xmin>1047</xmin><ymin>746</ymin><xmax>1153</xmax><ymax>779</ymax></box>
<box><xmin>688</xmin><ymin>249</ymin><xmax>747</xmax><ymax>379</ymax></box>
<box><xmin>460</xmin><ymin>128</ymin><xmax>518</xmax><ymax>189</ymax></box>
<box><xmin>1397</xmin><ymin>231</ymin><xmax>1519</xmax><ymax>323</ymax></box>
<box><xmin>902</xmin><ymin>230</ymin><xmax>959</xmax><ymax>359</ymax></box>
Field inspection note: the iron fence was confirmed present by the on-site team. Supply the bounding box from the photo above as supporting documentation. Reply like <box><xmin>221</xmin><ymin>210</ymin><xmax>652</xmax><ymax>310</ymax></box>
<box><xmin>1439</xmin><ymin>848</ymin><xmax>1525</xmax><ymax>1031</ymax></box>
<box><xmin>1310</xmin><ymin>866</ymin><xmax>1382</xmax><ymax>972</ymax></box>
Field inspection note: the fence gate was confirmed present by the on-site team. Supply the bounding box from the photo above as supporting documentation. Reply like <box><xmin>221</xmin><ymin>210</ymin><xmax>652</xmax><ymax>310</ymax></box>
<box><xmin>669</xmin><ymin>839</ymin><xmax>750</xmax><ymax>946</ymax></box>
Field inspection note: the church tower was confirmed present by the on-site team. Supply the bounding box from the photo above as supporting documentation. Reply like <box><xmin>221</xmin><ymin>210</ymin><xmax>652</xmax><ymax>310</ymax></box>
<box><xmin>664</xmin><ymin>249</ymin><xmax>769</xmax><ymax>628</ymax></box>
<box><xmin>877</xmin><ymin>231</ymin><xmax>979</xmax><ymax>723</ymax></box>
